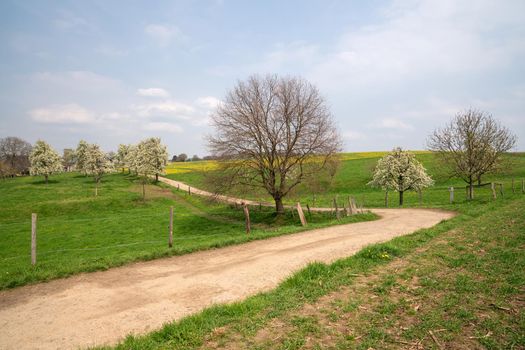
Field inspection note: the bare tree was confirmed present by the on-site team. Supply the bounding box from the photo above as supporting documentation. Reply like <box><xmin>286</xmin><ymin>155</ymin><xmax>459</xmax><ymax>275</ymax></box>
<box><xmin>428</xmin><ymin>108</ymin><xmax>516</xmax><ymax>199</ymax></box>
<box><xmin>208</xmin><ymin>74</ymin><xmax>342</xmax><ymax>214</ymax></box>
<box><xmin>0</xmin><ymin>136</ymin><xmax>32</xmax><ymax>176</ymax></box>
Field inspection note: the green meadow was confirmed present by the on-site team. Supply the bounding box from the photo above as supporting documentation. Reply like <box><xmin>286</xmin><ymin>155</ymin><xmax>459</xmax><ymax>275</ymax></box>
<box><xmin>0</xmin><ymin>172</ymin><xmax>373</xmax><ymax>290</ymax></box>
<box><xmin>166</xmin><ymin>151</ymin><xmax>525</xmax><ymax>208</ymax></box>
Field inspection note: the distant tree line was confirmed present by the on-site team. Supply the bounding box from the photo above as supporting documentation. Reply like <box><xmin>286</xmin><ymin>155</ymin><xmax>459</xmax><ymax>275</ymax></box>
<box><xmin>170</xmin><ymin>153</ymin><xmax>216</xmax><ymax>162</ymax></box>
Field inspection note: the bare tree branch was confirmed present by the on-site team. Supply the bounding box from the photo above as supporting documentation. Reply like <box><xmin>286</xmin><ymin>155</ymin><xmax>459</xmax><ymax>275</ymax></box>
<box><xmin>427</xmin><ymin>108</ymin><xmax>517</xmax><ymax>199</ymax></box>
<box><xmin>207</xmin><ymin>74</ymin><xmax>342</xmax><ymax>214</ymax></box>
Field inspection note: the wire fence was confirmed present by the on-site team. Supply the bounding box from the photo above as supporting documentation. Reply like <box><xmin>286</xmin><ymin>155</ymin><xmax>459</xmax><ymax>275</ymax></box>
<box><xmin>2</xmin><ymin>178</ymin><xmax>522</xmax><ymax>266</ymax></box>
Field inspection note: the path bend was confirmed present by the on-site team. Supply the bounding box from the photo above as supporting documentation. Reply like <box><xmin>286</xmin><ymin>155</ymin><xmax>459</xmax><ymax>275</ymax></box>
<box><xmin>0</xmin><ymin>177</ymin><xmax>456</xmax><ymax>349</ymax></box>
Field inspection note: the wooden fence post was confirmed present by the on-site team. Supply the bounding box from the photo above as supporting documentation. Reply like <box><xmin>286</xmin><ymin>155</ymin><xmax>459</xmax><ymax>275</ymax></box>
<box><xmin>491</xmin><ymin>183</ymin><xmax>497</xmax><ymax>200</ymax></box>
<box><xmin>243</xmin><ymin>203</ymin><xmax>251</xmax><ymax>234</ymax></box>
<box><xmin>333</xmin><ymin>198</ymin><xmax>340</xmax><ymax>219</ymax></box>
<box><xmin>296</xmin><ymin>203</ymin><xmax>307</xmax><ymax>226</ymax></box>
<box><xmin>306</xmin><ymin>203</ymin><xmax>311</xmax><ymax>218</ymax></box>
<box><xmin>188</xmin><ymin>186</ymin><xmax>191</xmax><ymax>195</ymax></box>
<box><xmin>313</xmin><ymin>194</ymin><xmax>316</xmax><ymax>207</ymax></box>
<box><xmin>31</xmin><ymin>213</ymin><xmax>37</xmax><ymax>265</ymax></box>
<box><xmin>177</xmin><ymin>184</ymin><xmax>180</xmax><ymax>190</ymax></box>
<box><xmin>169</xmin><ymin>206</ymin><xmax>173</xmax><ymax>248</ymax></box>
<box><xmin>347</xmin><ymin>196</ymin><xmax>353</xmax><ymax>215</ymax></box>
<box><xmin>499</xmin><ymin>183</ymin><xmax>503</xmax><ymax>197</ymax></box>
<box><xmin>351</xmin><ymin>197</ymin><xmax>357</xmax><ymax>214</ymax></box>
<box><xmin>449</xmin><ymin>187</ymin><xmax>454</xmax><ymax>203</ymax></box>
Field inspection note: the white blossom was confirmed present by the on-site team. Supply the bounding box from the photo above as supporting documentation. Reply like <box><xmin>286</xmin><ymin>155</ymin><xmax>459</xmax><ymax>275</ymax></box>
<box><xmin>368</xmin><ymin>147</ymin><xmax>433</xmax><ymax>205</ymax></box>
<box><xmin>29</xmin><ymin>140</ymin><xmax>62</xmax><ymax>183</ymax></box>
<box><xmin>116</xmin><ymin>144</ymin><xmax>131</xmax><ymax>172</ymax></box>
<box><xmin>84</xmin><ymin>143</ymin><xmax>112</xmax><ymax>196</ymax></box>
<box><xmin>75</xmin><ymin>140</ymin><xmax>89</xmax><ymax>174</ymax></box>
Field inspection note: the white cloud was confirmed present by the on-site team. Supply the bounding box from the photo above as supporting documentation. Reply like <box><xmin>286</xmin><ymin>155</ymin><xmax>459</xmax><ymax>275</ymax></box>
<box><xmin>30</xmin><ymin>104</ymin><xmax>95</xmax><ymax>124</ymax></box>
<box><xmin>145</xmin><ymin>24</ymin><xmax>184</xmax><ymax>47</ymax></box>
<box><xmin>195</xmin><ymin>96</ymin><xmax>222</xmax><ymax>109</ymax></box>
<box><xmin>372</xmin><ymin>118</ymin><xmax>414</xmax><ymax>131</ymax></box>
<box><xmin>343</xmin><ymin>130</ymin><xmax>366</xmax><ymax>140</ymax></box>
<box><xmin>137</xmin><ymin>88</ymin><xmax>170</xmax><ymax>98</ymax></box>
<box><xmin>133</xmin><ymin>101</ymin><xmax>195</xmax><ymax>118</ymax></box>
<box><xmin>310</xmin><ymin>0</ymin><xmax>525</xmax><ymax>91</ymax></box>
<box><xmin>33</xmin><ymin>70</ymin><xmax>121</xmax><ymax>92</ymax></box>
<box><xmin>144</xmin><ymin>122</ymin><xmax>183</xmax><ymax>133</ymax></box>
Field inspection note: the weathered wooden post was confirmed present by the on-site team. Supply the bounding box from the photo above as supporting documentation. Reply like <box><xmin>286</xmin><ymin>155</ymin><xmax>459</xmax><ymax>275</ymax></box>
<box><xmin>31</xmin><ymin>213</ymin><xmax>37</xmax><ymax>265</ymax></box>
<box><xmin>169</xmin><ymin>206</ymin><xmax>174</xmax><ymax>248</ymax></box>
<box><xmin>296</xmin><ymin>203</ymin><xmax>307</xmax><ymax>226</ymax></box>
<box><xmin>449</xmin><ymin>187</ymin><xmax>454</xmax><ymax>203</ymax></box>
<box><xmin>333</xmin><ymin>198</ymin><xmax>340</xmax><ymax>219</ymax></box>
<box><xmin>306</xmin><ymin>203</ymin><xmax>311</xmax><ymax>218</ymax></box>
<box><xmin>188</xmin><ymin>186</ymin><xmax>191</xmax><ymax>195</ymax></box>
<box><xmin>499</xmin><ymin>183</ymin><xmax>503</xmax><ymax>197</ymax></box>
<box><xmin>243</xmin><ymin>203</ymin><xmax>251</xmax><ymax>234</ymax></box>
<box><xmin>313</xmin><ymin>194</ymin><xmax>316</xmax><ymax>207</ymax></box>
<box><xmin>491</xmin><ymin>183</ymin><xmax>497</xmax><ymax>200</ymax></box>
<box><xmin>177</xmin><ymin>184</ymin><xmax>180</xmax><ymax>190</ymax></box>
<box><xmin>351</xmin><ymin>197</ymin><xmax>357</xmax><ymax>214</ymax></box>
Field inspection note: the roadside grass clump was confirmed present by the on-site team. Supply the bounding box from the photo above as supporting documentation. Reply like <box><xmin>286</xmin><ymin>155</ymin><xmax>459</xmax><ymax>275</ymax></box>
<box><xmin>101</xmin><ymin>196</ymin><xmax>524</xmax><ymax>350</ymax></box>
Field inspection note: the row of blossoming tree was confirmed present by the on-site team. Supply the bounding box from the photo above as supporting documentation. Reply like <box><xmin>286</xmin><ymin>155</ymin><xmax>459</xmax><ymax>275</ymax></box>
<box><xmin>28</xmin><ymin>137</ymin><xmax>168</xmax><ymax>198</ymax></box>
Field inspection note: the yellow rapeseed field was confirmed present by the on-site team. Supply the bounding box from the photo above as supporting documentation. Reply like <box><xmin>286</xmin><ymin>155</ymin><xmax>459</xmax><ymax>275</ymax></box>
<box><xmin>165</xmin><ymin>161</ymin><xmax>219</xmax><ymax>174</ymax></box>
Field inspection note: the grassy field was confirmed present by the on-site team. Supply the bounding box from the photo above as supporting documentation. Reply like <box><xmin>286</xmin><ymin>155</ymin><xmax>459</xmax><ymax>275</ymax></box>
<box><xmin>104</xmin><ymin>195</ymin><xmax>525</xmax><ymax>350</ymax></box>
<box><xmin>166</xmin><ymin>152</ymin><xmax>525</xmax><ymax>208</ymax></box>
<box><xmin>99</xmin><ymin>151</ymin><xmax>525</xmax><ymax>349</ymax></box>
<box><xmin>0</xmin><ymin>172</ymin><xmax>374</xmax><ymax>289</ymax></box>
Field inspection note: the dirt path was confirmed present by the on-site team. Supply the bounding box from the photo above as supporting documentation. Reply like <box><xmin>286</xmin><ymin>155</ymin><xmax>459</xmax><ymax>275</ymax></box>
<box><xmin>157</xmin><ymin>176</ymin><xmax>274</xmax><ymax>207</ymax></box>
<box><xmin>0</xmin><ymin>205</ymin><xmax>454</xmax><ymax>349</ymax></box>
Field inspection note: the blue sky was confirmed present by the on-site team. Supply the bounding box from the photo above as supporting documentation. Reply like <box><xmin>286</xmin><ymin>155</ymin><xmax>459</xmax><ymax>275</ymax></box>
<box><xmin>1</xmin><ymin>0</ymin><xmax>524</xmax><ymax>156</ymax></box>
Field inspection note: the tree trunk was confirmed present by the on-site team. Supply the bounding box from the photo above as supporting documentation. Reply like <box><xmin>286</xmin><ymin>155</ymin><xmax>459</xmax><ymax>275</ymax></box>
<box><xmin>155</xmin><ymin>173</ymin><xmax>159</xmax><ymax>182</ymax></box>
<box><xmin>477</xmin><ymin>175</ymin><xmax>482</xmax><ymax>186</ymax></box>
<box><xmin>95</xmin><ymin>180</ymin><xmax>98</xmax><ymax>197</ymax></box>
<box><xmin>45</xmin><ymin>174</ymin><xmax>48</xmax><ymax>184</ymax></box>
<box><xmin>399</xmin><ymin>190</ymin><xmax>404</xmax><ymax>206</ymax></box>
<box><xmin>275</xmin><ymin>197</ymin><xmax>285</xmax><ymax>215</ymax></box>
<box><xmin>469</xmin><ymin>183</ymin><xmax>474</xmax><ymax>200</ymax></box>
<box><xmin>142</xmin><ymin>180</ymin><xmax>146</xmax><ymax>199</ymax></box>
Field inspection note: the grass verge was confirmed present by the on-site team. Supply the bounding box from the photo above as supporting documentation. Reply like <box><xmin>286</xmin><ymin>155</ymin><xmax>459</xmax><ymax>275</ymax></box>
<box><xmin>102</xmin><ymin>196</ymin><xmax>524</xmax><ymax>350</ymax></box>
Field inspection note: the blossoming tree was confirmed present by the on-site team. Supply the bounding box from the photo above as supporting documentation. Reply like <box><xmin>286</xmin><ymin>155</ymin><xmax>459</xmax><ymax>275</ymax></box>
<box><xmin>368</xmin><ymin>147</ymin><xmax>433</xmax><ymax>205</ymax></box>
<box><xmin>135</xmin><ymin>137</ymin><xmax>168</xmax><ymax>198</ymax></box>
<box><xmin>29</xmin><ymin>140</ymin><xmax>63</xmax><ymax>184</ymax></box>
<box><xmin>84</xmin><ymin>143</ymin><xmax>113</xmax><ymax>196</ymax></box>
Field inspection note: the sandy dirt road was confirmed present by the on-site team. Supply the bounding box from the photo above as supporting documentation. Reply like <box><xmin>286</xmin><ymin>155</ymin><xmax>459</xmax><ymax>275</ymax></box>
<box><xmin>0</xmin><ymin>206</ymin><xmax>454</xmax><ymax>350</ymax></box>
